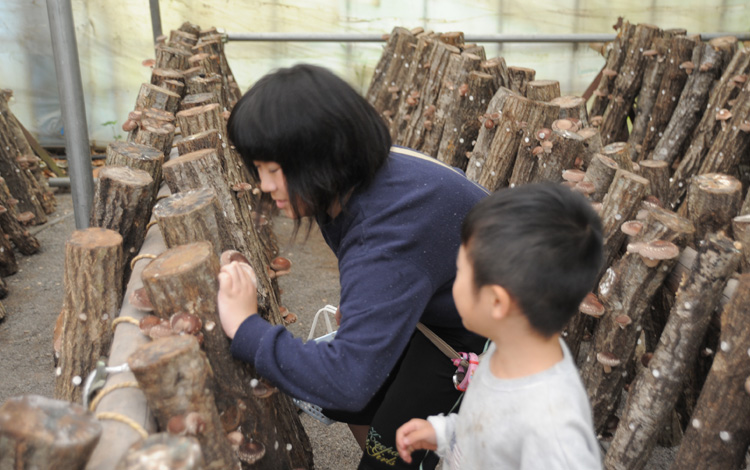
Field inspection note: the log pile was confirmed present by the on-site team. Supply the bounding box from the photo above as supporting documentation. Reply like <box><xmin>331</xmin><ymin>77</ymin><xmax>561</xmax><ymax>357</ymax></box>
<box><xmin>0</xmin><ymin>21</ymin><xmax>313</xmax><ymax>470</ymax></box>
<box><xmin>368</xmin><ymin>23</ymin><xmax>750</xmax><ymax>469</ymax></box>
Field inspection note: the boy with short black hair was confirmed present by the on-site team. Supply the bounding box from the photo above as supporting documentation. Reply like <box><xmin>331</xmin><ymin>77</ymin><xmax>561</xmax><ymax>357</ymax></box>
<box><xmin>396</xmin><ymin>183</ymin><xmax>604</xmax><ymax>469</ymax></box>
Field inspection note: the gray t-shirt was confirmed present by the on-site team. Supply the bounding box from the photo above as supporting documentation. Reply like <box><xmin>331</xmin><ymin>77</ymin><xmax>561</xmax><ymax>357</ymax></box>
<box><xmin>428</xmin><ymin>339</ymin><xmax>602</xmax><ymax>469</ymax></box>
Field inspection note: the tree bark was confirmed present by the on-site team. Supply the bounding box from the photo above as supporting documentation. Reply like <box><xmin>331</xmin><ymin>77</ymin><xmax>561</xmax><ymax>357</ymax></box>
<box><xmin>599</xmin><ymin>24</ymin><xmax>663</xmax><ymax>145</ymax></box>
<box><xmin>578</xmin><ymin>127</ymin><xmax>604</xmax><ymax>167</ymax></box>
<box><xmin>671</xmin><ymin>273</ymin><xmax>750</xmax><ymax>470</ymax></box>
<box><xmin>153</xmin><ymin>187</ymin><xmax>231</xmax><ymax>259</ymax></box>
<box><xmin>116</xmin><ymin>433</ymin><xmax>204</xmax><ymax>470</ymax></box>
<box><xmin>465</xmin><ymin>87</ymin><xmax>517</xmax><ymax>183</ymax></box>
<box><xmin>590</xmin><ymin>22</ymin><xmax>637</xmax><ymax>118</ymax></box>
<box><xmin>55</xmin><ymin>228</ymin><xmax>124</xmax><ymax>403</ymax></box>
<box><xmin>507</xmin><ymin>66</ymin><xmax>536</xmax><ymax>96</ymax></box>
<box><xmin>140</xmin><ymin>242</ymin><xmax>313</xmax><ymax>470</ymax></box>
<box><xmin>0</xmin><ymin>177</ymin><xmax>19</xmax><ymax>219</ymax></box>
<box><xmin>604</xmin><ymin>232</ymin><xmax>740</xmax><ymax>470</ymax></box>
<box><xmin>509</xmin><ymin>129</ymin><xmax>584</xmax><ymax>186</ymax></box>
<box><xmin>480</xmin><ymin>56</ymin><xmax>510</xmax><ymax>91</ymax></box>
<box><xmin>683</xmin><ymin>173</ymin><xmax>742</xmax><ymax>247</ymax></box>
<box><xmin>185</xmin><ymin>74</ymin><xmax>224</xmax><ymax>109</ymax></box>
<box><xmin>133</xmin><ymin>121</ymin><xmax>175</xmax><ymax>163</ymax></box>
<box><xmin>105</xmin><ymin>141</ymin><xmax>165</xmax><ymax>202</ymax></box>
<box><xmin>628</xmin><ymin>37</ymin><xmax>671</xmax><ymax>156</ymax></box>
<box><xmin>436</xmin><ymin>71</ymin><xmax>496</xmax><ymax>170</ymax></box>
<box><xmin>0</xmin><ymin>395</ymin><xmax>102</xmax><ymax>470</ymax></box>
<box><xmin>648</xmin><ymin>42</ymin><xmax>724</xmax><ymax>166</ymax></box>
<box><xmin>669</xmin><ymin>48</ymin><xmax>750</xmax><ymax>207</ymax></box>
<box><xmin>175</xmin><ymin>130</ymin><xmax>221</xmax><ymax>157</ymax></box>
<box><xmin>583</xmin><ymin>154</ymin><xmax>620</xmax><ymax>203</ymax></box>
<box><xmin>188</xmin><ymin>53</ymin><xmax>221</xmax><ymax>76</ymax></box>
<box><xmin>169</xmin><ymin>29</ymin><xmax>198</xmax><ymax>50</ymax></box>
<box><xmin>151</xmin><ymin>68</ymin><xmax>185</xmax><ymax>88</ymax></box>
<box><xmin>135</xmin><ymin>83</ymin><xmax>181</xmax><ymax>115</ymax></box>
<box><xmin>600</xmin><ymin>141</ymin><xmax>635</xmax><ymax>172</ymax></box>
<box><xmin>525</xmin><ymin>80</ymin><xmax>560</xmax><ymax>102</ymax></box>
<box><xmin>0</xmin><ymin>222</ymin><xmax>17</xmax><ymax>277</ymax></box>
<box><xmin>550</xmin><ymin>95</ymin><xmax>589</xmax><ymax>127</ymax></box>
<box><xmin>732</xmin><ymin>214</ymin><xmax>750</xmax><ymax>272</ymax></box>
<box><xmin>638</xmin><ymin>159</ymin><xmax>670</xmax><ymax>204</ymax></box>
<box><xmin>179</xmin><ymin>93</ymin><xmax>219</xmax><ymax>111</ymax></box>
<box><xmin>637</xmin><ymin>35</ymin><xmax>699</xmax><ymax>161</ymax></box>
<box><xmin>475</xmin><ymin>94</ymin><xmax>559</xmax><ymax>191</ymax></box>
<box><xmin>155</xmin><ymin>44</ymin><xmax>192</xmax><ymax>71</ymax></box>
<box><xmin>580</xmin><ymin>206</ymin><xmax>694</xmax><ymax>433</ymax></box>
<box><xmin>128</xmin><ymin>336</ymin><xmax>239</xmax><ymax>470</ymax></box>
<box><xmin>599</xmin><ymin>169</ymin><xmax>651</xmax><ymax>274</ymax></box>
<box><xmin>366</xmin><ymin>27</ymin><xmax>418</xmax><ymax>119</ymax></box>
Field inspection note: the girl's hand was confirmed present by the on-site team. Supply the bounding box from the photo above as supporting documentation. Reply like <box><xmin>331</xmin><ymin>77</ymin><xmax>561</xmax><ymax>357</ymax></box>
<box><xmin>217</xmin><ymin>261</ymin><xmax>258</xmax><ymax>339</ymax></box>
<box><xmin>395</xmin><ymin>418</ymin><xmax>438</xmax><ymax>463</ymax></box>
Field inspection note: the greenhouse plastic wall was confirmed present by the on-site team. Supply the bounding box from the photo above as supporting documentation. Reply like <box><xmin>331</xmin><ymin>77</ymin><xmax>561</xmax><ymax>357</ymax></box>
<box><xmin>0</xmin><ymin>0</ymin><xmax>748</xmax><ymax>147</ymax></box>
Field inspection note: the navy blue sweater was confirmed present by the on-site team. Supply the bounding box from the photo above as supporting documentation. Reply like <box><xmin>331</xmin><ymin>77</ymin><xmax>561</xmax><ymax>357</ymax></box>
<box><xmin>230</xmin><ymin>147</ymin><xmax>488</xmax><ymax>412</ymax></box>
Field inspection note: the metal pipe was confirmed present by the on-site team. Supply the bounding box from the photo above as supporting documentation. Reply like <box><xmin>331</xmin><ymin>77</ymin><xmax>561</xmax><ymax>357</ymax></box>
<box><xmin>225</xmin><ymin>31</ymin><xmax>750</xmax><ymax>43</ymax></box>
<box><xmin>46</xmin><ymin>0</ymin><xmax>93</xmax><ymax>230</ymax></box>
<box><xmin>149</xmin><ymin>0</ymin><xmax>162</xmax><ymax>43</ymax></box>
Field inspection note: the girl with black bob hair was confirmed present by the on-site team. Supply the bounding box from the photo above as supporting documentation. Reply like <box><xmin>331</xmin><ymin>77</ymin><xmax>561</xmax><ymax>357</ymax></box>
<box><xmin>218</xmin><ymin>64</ymin><xmax>488</xmax><ymax>470</ymax></box>
<box><xmin>227</xmin><ymin>63</ymin><xmax>392</xmax><ymax>227</ymax></box>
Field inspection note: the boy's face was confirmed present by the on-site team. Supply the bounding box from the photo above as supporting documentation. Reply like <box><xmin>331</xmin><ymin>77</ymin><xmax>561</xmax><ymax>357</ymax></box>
<box><xmin>453</xmin><ymin>244</ymin><xmax>496</xmax><ymax>335</ymax></box>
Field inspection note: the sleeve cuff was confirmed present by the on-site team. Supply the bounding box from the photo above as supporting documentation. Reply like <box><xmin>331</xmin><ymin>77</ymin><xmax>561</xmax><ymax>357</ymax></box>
<box><xmin>229</xmin><ymin>314</ymin><xmax>273</xmax><ymax>364</ymax></box>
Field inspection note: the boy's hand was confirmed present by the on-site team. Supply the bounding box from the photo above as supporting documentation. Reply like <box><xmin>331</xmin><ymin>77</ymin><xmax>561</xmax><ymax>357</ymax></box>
<box><xmin>395</xmin><ymin>418</ymin><xmax>438</xmax><ymax>463</ymax></box>
<box><xmin>217</xmin><ymin>261</ymin><xmax>258</xmax><ymax>339</ymax></box>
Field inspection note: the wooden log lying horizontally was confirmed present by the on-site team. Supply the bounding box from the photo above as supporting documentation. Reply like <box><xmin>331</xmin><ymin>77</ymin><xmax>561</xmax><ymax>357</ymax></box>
<box><xmin>580</xmin><ymin>206</ymin><xmax>694</xmax><ymax>433</ymax></box>
<box><xmin>54</xmin><ymin>228</ymin><xmax>124</xmax><ymax>403</ymax></box>
<box><xmin>0</xmin><ymin>395</ymin><xmax>102</xmax><ymax>469</ymax></box>
<box><xmin>140</xmin><ymin>242</ymin><xmax>313</xmax><ymax>470</ymax></box>
<box><xmin>116</xmin><ymin>433</ymin><xmax>204</xmax><ymax>470</ymax></box>
<box><xmin>129</xmin><ymin>336</ymin><xmax>239</xmax><ymax>469</ymax></box>
<box><xmin>671</xmin><ymin>274</ymin><xmax>750</xmax><ymax>469</ymax></box>
<box><xmin>604</xmin><ymin>232</ymin><xmax>740</xmax><ymax>470</ymax></box>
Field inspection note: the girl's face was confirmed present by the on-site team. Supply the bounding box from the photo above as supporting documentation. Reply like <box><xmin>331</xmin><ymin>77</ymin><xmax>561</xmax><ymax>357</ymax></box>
<box><xmin>253</xmin><ymin>161</ymin><xmax>297</xmax><ymax>219</ymax></box>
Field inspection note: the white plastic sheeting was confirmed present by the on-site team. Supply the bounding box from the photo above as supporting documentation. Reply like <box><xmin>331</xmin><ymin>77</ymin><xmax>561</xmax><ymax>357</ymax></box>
<box><xmin>0</xmin><ymin>0</ymin><xmax>747</xmax><ymax>146</ymax></box>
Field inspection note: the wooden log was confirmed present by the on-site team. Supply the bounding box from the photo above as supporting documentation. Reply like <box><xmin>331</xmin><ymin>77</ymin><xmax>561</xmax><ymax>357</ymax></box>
<box><xmin>509</xmin><ymin>128</ymin><xmax>584</xmax><ymax>186</ymax></box>
<box><xmin>577</xmin><ymin>127</ymin><xmax>603</xmax><ymax>167</ymax></box>
<box><xmin>604</xmin><ymin>232</ymin><xmax>741</xmax><ymax>470</ymax></box>
<box><xmin>583</xmin><ymin>154</ymin><xmax>620</xmax><ymax>203</ymax></box>
<box><xmin>600</xmin><ymin>141</ymin><xmax>634</xmax><ymax>172</ymax></box>
<box><xmin>175</xmin><ymin>130</ymin><xmax>221</xmax><ymax>157</ymax></box>
<box><xmin>525</xmin><ymin>80</ymin><xmax>560</xmax><ymax>102</ymax></box>
<box><xmin>649</xmin><ymin>42</ymin><xmax>724</xmax><ymax>165</ymax></box>
<box><xmin>55</xmin><ymin>228</ymin><xmax>124</xmax><ymax>403</ymax></box>
<box><xmin>0</xmin><ymin>395</ymin><xmax>101</xmax><ymax>469</ymax></box>
<box><xmin>668</xmin><ymin>48</ymin><xmax>750</xmax><ymax>208</ymax></box>
<box><xmin>185</xmin><ymin>74</ymin><xmax>225</xmax><ymax>109</ymax></box>
<box><xmin>175</xmin><ymin>104</ymin><xmax>225</xmax><ymax>139</ymax></box>
<box><xmin>133</xmin><ymin>121</ymin><xmax>175</xmax><ymax>163</ymax></box>
<box><xmin>590</xmin><ymin>22</ymin><xmax>637</xmax><ymax>118</ymax></box>
<box><xmin>159</xmin><ymin>80</ymin><xmax>185</xmax><ymax>98</ymax></box>
<box><xmin>628</xmin><ymin>38</ymin><xmax>671</xmax><ymax>156</ymax></box>
<box><xmin>438</xmin><ymin>31</ymin><xmax>464</xmax><ymax>47</ymax></box>
<box><xmin>710</xmin><ymin>36</ymin><xmax>739</xmax><ymax>76</ymax></box>
<box><xmin>178</xmin><ymin>21</ymin><xmax>200</xmax><ymax>35</ymax></box>
<box><xmin>599</xmin><ymin>23</ymin><xmax>663</xmax><ymax>145</ymax></box>
<box><xmin>169</xmin><ymin>30</ymin><xmax>198</xmax><ymax>49</ymax></box>
<box><xmin>0</xmin><ymin>177</ymin><xmax>18</xmax><ymax>219</ymax></box>
<box><xmin>475</xmin><ymin>94</ymin><xmax>559</xmax><ymax>191</ymax></box>
<box><xmin>637</xmin><ymin>35</ymin><xmax>699</xmax><ymax>161</ymax></box>
<box><xmin>0</xmin><ymin>300</ymin><xmax>5</xmax><ymax>321</ymax></box>
<box><xmin>507</xmin><ymin>66</ymin><xmax>535</xmax><ymax>96</ymax></box>
<box><xmin>150</xmin><ymin>68</ymin><xmax>185</xmax><ymax>88</ymax></box>
<box><xmin>0</xmin><ymin>108</ymin><xmax>47</xmax><ymax>223</ymax></box>
<box><xmin>366</xmin><ymin>27</ymin><xmax>418</xmax><ymax>119</ymax></box>
<box><xmin>0</xmin><ymin>223</ymin><xmax>17</xmax><ymax>277</ymax></box>
<box><xmin>435</xmin><ymin>70</ymin><xmax>496</xmax><ymax>170</ymax></box>
<box><xmin>599</xmin><ymin>170</ymin><xmax>651</xmax><ymax>275</ymax></box>
<box><xmin>161</xmin><ymin>149</ymin><xmax>277</xmax><ymax>318</ymax></box>
<box><xmin>671</xmin><ymin>273</ymin><xmax>750</xmax><ymax>469</ymax></box>
<box><xmin>550</xmin><ymin>95</ymin><xmax>589</xmax><ymax>127</ymax></box>
<box><xmin>638</xmin><ymin>159</ymin><xmax>670</xmax><ymax>203</ymax></box>
<box><xmin>733</xmin><ymin>214</ymin><xmax>750</xmax><ymax>272</ymax></box>
<box><xmin>683</xmin><ymin>173</ymin><xmax>742</xmax><ymax>246</ymax></box>
<box><xmin>155</xmin><ymin>44</ymin><xmax>191</xmax><ymax>71</ymax></box>
<box><xmin>179</xmin><ymin>93</ymin><xmax>219</xmax><ymax>111</ymax></box>
<box><xmin>465</xmin><ymin>87</ymin><xmax>517</xmax><ymax>183</ymax></box>
<box><xmin>153</xmin><ymin>187</ymin><xmax>231</xmax><ymax>258</ymax></box>
<box><xmin>580</xmin><ymin>206</ymin><xmax>694</xmax><ymax>433</ymax></box>
<box><xmin>188</xmin><ymin>53</ymin><xmax>220</xmax><ymax>76</ymax></box>
<box><xmin>140</xmin><ymin>242</ymin><xmax>313</xmax><ymax>470</ymax></box>
<box><xmin>116</xmin><ymin>433</ymin><xmax>204</xmax><ymax>470</ymax></box>
<box><xmin>480</xmin><ymin>56</ymin><xmax>510</xmax><ymax>91</ymax></box>
<box><xmin>695</xmin><ymin>82</ymin><xmax>750</xmax><ymax>177</ymax></box>
<box><xmin>90</xmin><ymin>166</ymin><xmax>155</xmax><ymax>276</ymax></box>
<box><xmin>105</xmin><ymin>141</ymin><xmax>165</xmax><ymax>202</ymax></box>
<box><xmin>135</xmin><ymin>83</ymin><xmax>181</xmax><ymax>115</ymax></box>
<box><xmin>129</xmin><ymin>336</ymin><xmax>239</xmax><ymax>469</ymax></box>
<box><xmin>416</xmin><ymin>52</ymin><xmax>483</xmax><ymax>157</ymax></box>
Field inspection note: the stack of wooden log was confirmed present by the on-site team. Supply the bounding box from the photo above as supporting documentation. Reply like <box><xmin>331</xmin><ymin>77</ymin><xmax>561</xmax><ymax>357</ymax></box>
<box><xmin>0</xmin><ymin>90</ymin><xmax>53</xmax><ymax>313</ymax></box>
<box><xmin>368</xmin><ymin>24</ymin><xmax>750</xmax><ymax>469</ymax></box>
<box><xmin>1</xmin><ymin>21</ymin><xmax>313</xmax><ymax>470</ymax></box>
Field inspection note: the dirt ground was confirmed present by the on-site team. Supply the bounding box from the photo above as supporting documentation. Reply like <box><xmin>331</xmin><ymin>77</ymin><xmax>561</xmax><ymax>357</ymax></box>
<box><xmin>0</xmin><ymin>191</ymin><xmax>693</xmax><ymax>469</ymax></box>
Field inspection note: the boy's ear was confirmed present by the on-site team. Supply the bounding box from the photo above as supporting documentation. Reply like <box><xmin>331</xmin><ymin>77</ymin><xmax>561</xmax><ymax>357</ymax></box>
<box><xmin>489</xmin><ymin>285</ymin><xmax>513</xmax><ymax>320</ymax></box>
